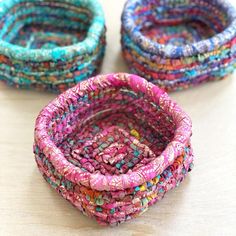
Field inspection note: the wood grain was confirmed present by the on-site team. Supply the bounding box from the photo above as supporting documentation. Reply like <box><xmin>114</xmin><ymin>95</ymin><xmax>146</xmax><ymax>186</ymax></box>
<box><xmin>0</xmin><ymin>1</ymin><xmax>236</xmax><ymax>235</ymax></box>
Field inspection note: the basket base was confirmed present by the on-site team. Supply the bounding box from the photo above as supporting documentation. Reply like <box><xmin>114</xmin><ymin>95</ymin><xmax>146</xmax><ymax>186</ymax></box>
<box><xmin>10</xmin><ymin>23</ymin><xmax>87</xmax><ymax>49</ymax></box>
<box><xmin>61</xmin><ymin>111</ymin><xmax>170</xmax><ymax>176</ymax></box>
<box><xmin>141</xmin><ymin>19</ymin><xmax>215</xmax><ymax>46</ymax></box>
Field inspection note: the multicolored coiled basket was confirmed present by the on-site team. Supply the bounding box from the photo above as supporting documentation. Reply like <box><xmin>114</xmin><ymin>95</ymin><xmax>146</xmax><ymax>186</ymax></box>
<box><xmin>0</xmin><ymin>0</ymin><xmax>106</xmax><ymax>92</ymax></box>
<box><xmin>34</xmin><ymin>73</ymin><xmax>194</xmax><ymax>225</ymax></box>
<box><xmin>121</xmin><ymin>0</ymin><xmax>236</xmax><ymax>91</ymax></box>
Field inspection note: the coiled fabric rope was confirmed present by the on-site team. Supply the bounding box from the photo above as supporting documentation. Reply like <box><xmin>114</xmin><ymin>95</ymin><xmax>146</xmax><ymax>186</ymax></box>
<box><xmin>0</xmin><ymin>0</ymin><xmax>106</xmax><ymax>92</ymax></box>
<box><xmin>121</xmin><ymin>0</ymin><xmax>236</xmax><ymax>91</ymax></box>
<box><xmin>34</xmin><ymin>73</ymin><xmax>194</xmax><ymax>225</ymax></box>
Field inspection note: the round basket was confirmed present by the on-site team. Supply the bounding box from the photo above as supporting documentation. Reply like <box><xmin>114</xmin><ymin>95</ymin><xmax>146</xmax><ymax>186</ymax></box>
<box><xmin>121</xmin><ymin>0</ymin><xmax>236</xmax><ymax>91</ymax></box>
<box><xmin>34</xmin><ymin>73</ymin><xmax>194</xmax><ymax>225</ymax></box>
<box><xmin>0</xmin><ymin>0</ymin><xmax>106</xmax><ymax>92</ymax></box>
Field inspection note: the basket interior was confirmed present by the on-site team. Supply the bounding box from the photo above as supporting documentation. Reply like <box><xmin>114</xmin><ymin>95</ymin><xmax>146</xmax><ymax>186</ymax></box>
<box><xmin>48</xmin><ymin>86</ymin><xmax>176</xmax><ymax>176</ymax></box>
<box><xmin>133</xmin><ymin>0</ymin><xmax>230</xmax><ymax>46</ymax></box>
<box><xmin>0</xmin><ymin>1</ymin><xmax>93</xmax><ymax>49</ymax></box>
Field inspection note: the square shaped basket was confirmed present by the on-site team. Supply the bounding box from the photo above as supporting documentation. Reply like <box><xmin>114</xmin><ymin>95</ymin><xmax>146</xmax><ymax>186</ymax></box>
<box><xmin>34</xmin><ymin>73</ymin><xmax>194</xmax><ymax>225</ymax></box>
<box><xmin>0</xmin><ymin>0</ymin><xmax>106</xmax><ymax>92</ymax></box>
<box><xmin>121</xmin><ymin>0</ymin><xmax>236</xmax><ymax>91</ymax></box>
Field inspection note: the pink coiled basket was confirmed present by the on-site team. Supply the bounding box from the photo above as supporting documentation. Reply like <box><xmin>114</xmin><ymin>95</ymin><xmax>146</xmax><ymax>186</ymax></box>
<box><xmin>34</xmin><ymin>73</ymin><xmax>194</xmax><ymax>225</ymax></box>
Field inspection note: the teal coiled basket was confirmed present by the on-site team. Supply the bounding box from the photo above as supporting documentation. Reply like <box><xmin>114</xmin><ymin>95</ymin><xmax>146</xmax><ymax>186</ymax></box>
<box><xmin>0</xmin><ymin>0</ymin><xmax>106</xmax><ymax>92</ymax></box>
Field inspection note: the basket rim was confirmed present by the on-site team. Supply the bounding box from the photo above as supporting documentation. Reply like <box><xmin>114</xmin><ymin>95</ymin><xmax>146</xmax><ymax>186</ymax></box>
<box><xmin>0</xmin><ymin>0</ymin><xmax>105</xmax><ymax>62</ymax></box>
<box><xmin>122</xmin><ymin>0</ymin><xmax>236</xmax><ymax>58</ymax></box>
<box><xmin>34</xmin><ymin>73</ymin><xmax>192</xmax><ymax>191</ymax></box>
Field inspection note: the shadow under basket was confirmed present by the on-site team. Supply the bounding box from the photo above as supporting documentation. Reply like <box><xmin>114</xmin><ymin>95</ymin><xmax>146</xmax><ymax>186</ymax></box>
<box><xmin>0</xmin><ymin>0</ymin><xmax>106</xmax><ymax>92</ymax></box>
<box><xmin>121</xmin><ymin>0</ymin><xmax>236</xmax><ymax>91</ymax></box>
<box><xmin>34</xmin><ymin>73</ymin><xmax>194</xmax><ymax>225</ymax></box>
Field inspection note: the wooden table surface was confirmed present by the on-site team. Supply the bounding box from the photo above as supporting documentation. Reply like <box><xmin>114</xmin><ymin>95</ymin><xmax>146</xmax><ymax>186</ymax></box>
<box><xmin>0</xmin><ymin>1</ymin><xmax>236</xmax><ymax>235</ymax></box>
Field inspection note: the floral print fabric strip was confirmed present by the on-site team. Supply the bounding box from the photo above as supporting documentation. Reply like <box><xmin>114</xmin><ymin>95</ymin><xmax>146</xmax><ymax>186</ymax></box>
<box><xmin>34</xmin><ymin>73</ymin><xmax>194</xmax><ymax>225</ymax></box>
<box><xmin>121</xmin><ymin>0</ymin><xmax>236</xmax><ymax>91</ymax></box>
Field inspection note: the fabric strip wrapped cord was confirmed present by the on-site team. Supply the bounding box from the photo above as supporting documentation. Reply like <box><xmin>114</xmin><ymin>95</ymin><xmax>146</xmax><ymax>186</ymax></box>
<box><xmin>121</xmin><ymin>0</ymin><xmax>236</xmax><ymax>91</ymax></box>
<box><xmin>34</xmin><ymin>73</ymin><xmax>194</xmax><ymax>225</ymax></box>
<box><xmin>0</xmin><ymin>0</ymin><xmax>106</xmax><ymax>92</ymax></box>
